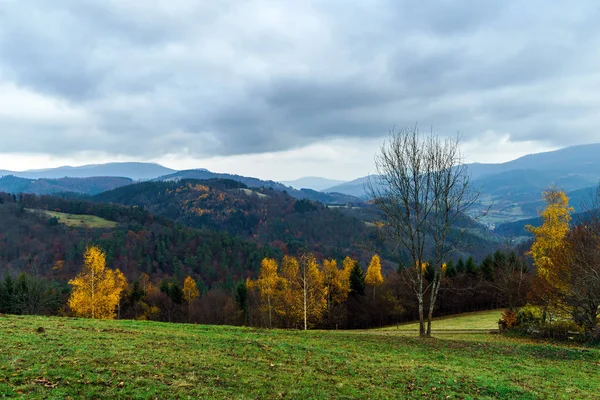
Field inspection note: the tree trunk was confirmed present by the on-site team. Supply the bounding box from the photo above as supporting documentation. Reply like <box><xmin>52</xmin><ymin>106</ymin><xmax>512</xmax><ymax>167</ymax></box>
<box><xmin>303</xmin><ymin>281</ymin><xmax>308</xmax><ymax>331</ymax></box>
<box><xmin>426</xmin><ymin>275</ymin><xmax>442</xmax><ymax>336</ymax></box>
<box><xmin>267</xmin><ymin>293</ymin><xmax>272</xmax><ymax>329</ymax></box>
<box><xmin>418</xmin><ymin>294</ymin><xmax>425</xmax><ymax>336</ymax></box>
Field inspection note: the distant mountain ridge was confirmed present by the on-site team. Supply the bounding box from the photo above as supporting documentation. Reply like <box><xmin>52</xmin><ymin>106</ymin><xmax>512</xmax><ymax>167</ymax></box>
<box><xmin>280</xmin><ymin>177</ymin><xmax>346</xmax><ymax>191</ymax></box>
<box><xmin>323</xmin><ymin>143</ymin><xmax>600</xmax><ymax>223</ymax></box>
<box><xmin>0</xmin><ymin>162</ymin><xmax>175</xmax><ymax>180</ymax></box>
<box><xmin>0</xmin><ymin>175</ymin><xmax>134</xmax><ymax>195</ymax></box>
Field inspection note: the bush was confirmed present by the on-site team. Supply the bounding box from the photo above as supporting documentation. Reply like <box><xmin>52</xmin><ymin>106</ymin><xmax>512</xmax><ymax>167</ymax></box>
<box><xmin>498</xmin><ymin>309</ymin><xmax>518</xmax><ymax>331</ymax></box>
<box><xmin>517</xmin><ymin>304</ymin><xmax>544</xmax><ymax>326</ymax></box>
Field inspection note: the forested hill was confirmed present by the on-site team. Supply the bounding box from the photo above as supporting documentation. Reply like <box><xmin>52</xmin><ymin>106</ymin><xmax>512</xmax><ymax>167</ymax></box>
<box><xmin>93</xmin><ymin>179</ymin><xmax>383</xmax><ymax>264</ymax></box>
<box><xmin>157</xmin><ymin>169</ymin><xmax>363</xmax><ymax>205</ymax></box>
<box><xmin>93</xmin><ymin>179</ymin><xmax>501</xmax><ymax>264</ymax></box>
<box><xmin>0</xmin><ymin>192</ymin><xmax>280</xmax><ymax>292</ymax></box>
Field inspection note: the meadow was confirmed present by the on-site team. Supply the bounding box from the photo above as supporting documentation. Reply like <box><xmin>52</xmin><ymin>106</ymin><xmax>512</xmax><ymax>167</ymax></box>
<box><xmin>1</xmin><ymin>313</ymin><xmax>598</xmax><ymax>399</ymax></box>
<box><xmin>29</xmin><ymin>209</ymin><xmax>118</xmax><ymax>229</ymax></box>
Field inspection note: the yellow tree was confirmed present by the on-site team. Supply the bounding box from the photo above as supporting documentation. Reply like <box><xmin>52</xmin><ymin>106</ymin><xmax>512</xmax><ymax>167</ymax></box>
<box><xmin>183</xmin><ymin>276</ymin><xmax>200</xmax><ymax>320</ymax></box>
<box><xmin>339</xmin><ymin>256</ymin><xmax>356</xmax><ymax>295</ymax></box>
<box><xmin>526</xmin><ymin>188</ymin><xmax>573</xmax><ymax>291</ymax></box>
<box><xmin>68</xmin><ymin>246</ymin><xmax>127</xmax><ymax>319</ymax></box>
<box><xmin>246</xmin><ymin>258</ymin><xmax>281</xmax><ymax>328</ymax></box>
<box><xmin>277</xmin><ymin>255</ymin><xmax>303</xmax><ymax>327</ymax></box>
<box><xmin>365</xmin><ymin>254</ymin><xmax>384</xmax><ymax>300</ymax></box>
<box><xmin>297</xmin><ymin>253</ymin><xmax>326</xmax><ymax>330</ymax></box>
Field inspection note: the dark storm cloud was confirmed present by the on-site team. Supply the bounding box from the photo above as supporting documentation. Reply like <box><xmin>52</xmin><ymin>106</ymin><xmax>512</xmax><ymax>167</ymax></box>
<box><xmin>1</xmin><ymin>0</ymin><xmax>599</xmax><ymax>158</ymax></box>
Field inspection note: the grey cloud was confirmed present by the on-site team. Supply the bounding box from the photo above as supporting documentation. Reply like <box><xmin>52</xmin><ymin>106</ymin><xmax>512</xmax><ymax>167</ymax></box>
<box><xmin>1</xmin><ymin>0</ymin><xmax>600</xmax><ymax>159</ymax></box>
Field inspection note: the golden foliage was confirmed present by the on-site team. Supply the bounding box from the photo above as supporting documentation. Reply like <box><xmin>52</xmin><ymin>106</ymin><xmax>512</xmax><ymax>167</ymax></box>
<box><xmin>340</xmin><ymin>256</ymin><xmax>356</xmax><ymax>294</ymax></box>
<box><xmin>526</xmin><ymin>189</ymin><xmax>573</xmax><ymax>290</ymax></box>
<box><xmin>68</xmin><ymin>246</ymin><xmax>128</xmax><ymax>319</ymax></box>
<box><xmin>247</xmin><ymin>258</ymin><xmax>282</xmax><ymax>327</ymax></box>
<box><xmin>183</xmin><ymin>276</ymin><xmax>200</xmax><ymax>304</ymax></box>
<box><xmin>277</xmin><ymin>255</ymin><xmax>303</xmax><ymax>326</ymax></box>
<box><xmin>365</xmin><ymin>255</ymin><xmax>384</xmax><ymax>286</ymax></box>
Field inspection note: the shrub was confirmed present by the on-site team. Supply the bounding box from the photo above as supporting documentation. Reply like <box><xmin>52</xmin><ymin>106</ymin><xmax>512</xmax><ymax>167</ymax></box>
<box><xmin>498</xmin><ymin>309</ymin><xmax>518</xmax><ymax>331</ymax></box>
<box><xmin>517</xmin><ymin>304</ymin><xmax>544</xmax><ymax>326</ymax></box>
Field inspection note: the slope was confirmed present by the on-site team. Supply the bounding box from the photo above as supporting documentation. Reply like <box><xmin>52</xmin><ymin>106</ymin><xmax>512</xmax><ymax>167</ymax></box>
<box><xmin>93</xmin><ymin>179</ymin><xmax>380</xmax><ymax>265</ymax></box>
<box><xmin>1</xmin><ymin>314</ymin><xmax>598</xmax><ymax>399</ymax></box>
<box><xmin>0</xmin><ymin>192</ymin><xmax>280</xmax><ymax>290</ymax></box>
<box><xmin>158</xmin><ymin>169</ymin><xmax>364</xmax><ymax>205</ymax></box>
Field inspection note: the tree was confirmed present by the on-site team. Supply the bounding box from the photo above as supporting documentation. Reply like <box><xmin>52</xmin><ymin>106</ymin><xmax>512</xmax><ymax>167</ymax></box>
<box><xmin>278</xmin><ymin>255</ymin><xmax>302</xmax><ymax>328</ymax></box>
<box><xmin>183</xmin><ymin>276</ymin><xmax>200</xmax><ymax>320</ymax></box>
<box><xmin>552</xmin><ymin>224</ymin><xmax>600</xmax><ymax>334</ymax></box>
<box><xmin>296</xmin><ymin>253</ymin><xmax>326</xmax><ymax>330</ymax></box>
<box><xmin>526</xmin><ymin>188</ymin><xmax>573</xmax><ymax>292</ymax></box>
<box><xmin>368</xmin><ymin>126</ymin><xmax>479</xmax><ymax>336</ymax></box>
<box><xmin>68</xmin><ymin>246</ymin><xmax>128</xmax><ymax>319</ymax></box>
<box><xmin>349</xmin><ymin>263</ymin><xmax>365</xmax><ymax>297</ymax></box>
<box><xmin>246</xmin><ymin>258</ymin><xmax>281</xmax><ymax>328</ymax></box>
<box><xmin>365</xmin><ymin>255</ymin><xmax>384</xmax><ymax>300</ymax></box>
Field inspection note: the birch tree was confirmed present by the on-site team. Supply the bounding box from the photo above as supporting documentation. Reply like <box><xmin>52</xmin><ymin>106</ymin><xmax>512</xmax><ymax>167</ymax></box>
<box><xmin>368</xmin><ymin>126</ymin><xmax>479</xmax><ymax>336</ymax></box>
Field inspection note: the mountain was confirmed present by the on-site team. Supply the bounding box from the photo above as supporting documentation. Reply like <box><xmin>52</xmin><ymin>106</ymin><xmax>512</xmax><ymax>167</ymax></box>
<box><xmin>0</xmin><ymin>175</ymin><xmax>133</xmax><ymax>195</ymax></box>
<box><xmin>0</xmin><ymin>162</ymin><xmax>175</xmax><ymax>180</ymax></box>
<box><xmin>467</xmin><ymin>144</ymin><xmax>600</xmax><ymax>180</ymax></box>
<box><xmin>94</xmin><ymin>178</ymin><xmax>502</xmax><ymax>265</ymax></box>
<box><xmin>94</xmin><ymin>178</ymin><xmax>380</xmax><ymax>263</ymax></box>
<box><xmin>325</xmin><ymin>144</ymin><xmax>600</xmax><ymax>223</ymax></box>
<box><xmin>280</xmin><ymin>177</ymin><xmax>346</xmax><ymax>191</ymax></box>
<box><xmin>323</xmin><ymin>176</ymin><xmax>371</xmax><ymax>198</ymax></box>
<box><xmin>158</xmin><ymin>169</ymin><xmax>365</xmax><ymax>205</ymax></box>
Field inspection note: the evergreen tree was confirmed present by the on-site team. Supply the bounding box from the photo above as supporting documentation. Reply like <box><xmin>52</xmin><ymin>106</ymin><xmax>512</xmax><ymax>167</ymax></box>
<box><xmin>456</xmin><ymin>258</ymin><xmax>466</xmax><ymax>274</ymax></box>
<box><xmin>349</xmin><ymin>263</ymin><xmax>365</xmax><ymax>297</ymax></box>
<box><xmin>465</xmin><ymin>256</ymin><xmax>478</xmax><ymax>275</ymax></box>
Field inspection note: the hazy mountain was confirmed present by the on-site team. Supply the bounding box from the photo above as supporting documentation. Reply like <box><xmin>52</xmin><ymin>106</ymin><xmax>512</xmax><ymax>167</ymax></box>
<box><xmin>0</xmin><ymin>175</ymin><xmax>133</xmax><ymax>195</ymax></box>
<box><xmin>467</xmin><ymin>143</ymin><xmax>600</xmax><ymax>180</ymax></box>
<box><xmin>324</xmin><ymin>176</ymin><xmax>371</xmax><ymax>198</ymax></box>
<box><xmin>324</xmin><ymin>144</ymin><xmax>600</xmax><ymax>223</ymax></box>
<box><xmin>280</xmin><ymin>177</ymin><xmax>345</xmax><ymax>191</ymax></box>
<box><xmin>0</xmin><ymin>162</ymin><xmax>175</xmax><ymax>180</ymax></box>
<box><xmin>158</xmin><ymin>169</ymin><xmax>365</xmax><ymax>205</ymax></box>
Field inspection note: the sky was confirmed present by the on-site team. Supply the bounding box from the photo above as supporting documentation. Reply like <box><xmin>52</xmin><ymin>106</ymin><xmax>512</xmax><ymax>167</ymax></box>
<box><xmin>1</xmin><ymin>1</ymin><xmax>599</xmax><ymax>181</ymax></box>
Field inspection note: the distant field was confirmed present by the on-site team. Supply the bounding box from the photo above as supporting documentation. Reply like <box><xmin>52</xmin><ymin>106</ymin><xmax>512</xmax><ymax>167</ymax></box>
<box><xmin>28</xmin><ymin>209</ymin><xmax>118</xmax><ymax>228</ymax></box>
<box><xmin>376</xmin><ymin>309</ymin><xmax>502</xmax><ymax>333</ymax></box>
<box><xmin>1</xmin><ymin>313</ymin><xmax>598</xmax><ymax>399</ymax></box>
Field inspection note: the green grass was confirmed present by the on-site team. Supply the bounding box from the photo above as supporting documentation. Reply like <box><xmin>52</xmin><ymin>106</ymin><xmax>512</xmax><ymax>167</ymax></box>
<box><xmin>376</xmin><ymin>309</ymin><xmax>503</xmax><ymax>333</ymax></box>
<box><xmin>29</xmin><ymin>209</ymin><xmax>118</xmax><ymax>228</ymax></box>
<box><xmin>1</xmin><ymin>314</ymin><xmax>598</xmax><ymax>399</ymax></box>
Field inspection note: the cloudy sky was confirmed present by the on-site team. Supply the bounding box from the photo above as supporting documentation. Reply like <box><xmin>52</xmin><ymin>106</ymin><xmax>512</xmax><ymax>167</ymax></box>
<box><xmin>1</xmin><ymin>1</ymin><xmax>599</xmax><ymax>180</ymax></box>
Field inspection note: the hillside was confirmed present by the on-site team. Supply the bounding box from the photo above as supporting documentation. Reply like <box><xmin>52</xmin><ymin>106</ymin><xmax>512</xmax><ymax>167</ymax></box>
<box><xmin>0</xmin><ymin>192</ymin><xmax>279</xmax><ymax>290</ymax></box>
<box><xmin>1</xmin><ymin>314</ymin><xmax>598</xmax><ymax>398</ymax></box>
<box><xmin>158</xmin><ymin>169</ymin><xmax>364</xmax><ymax>205</ymax></box>
<box><xmin>0</xmin><ymin>175</ymin><xmax>133</xmax><ymax>195</ymax></box>
<box><xmin>0</xmin><ymin>162</ymin><xmax>175</xmax><ymax>180</ymax></box>
<box><xmin>93</xmin><ymin>179</ymin><xmax>501</xmax><ymax>265</ymax></box>
<box><xmin>93</xmin><ymin>179</ymin><xmax>381</xmax><ymax>265</ymax></box>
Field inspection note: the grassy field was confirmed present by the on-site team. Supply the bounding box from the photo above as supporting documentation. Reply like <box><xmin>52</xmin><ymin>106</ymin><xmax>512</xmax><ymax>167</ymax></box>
<box><xmin>1</xmin><ymin>314</ymin><xmax>598</xmax><ymax>399</ymax></box>
<box><xmin>376</xmin><ymin>309</ymin><xmax>502</xmax><ymax>333</ymax></box>
<box><xmin>29</xmin><ymin>209</ymin><xmax>118</xmax><ymax>228</ymax></box>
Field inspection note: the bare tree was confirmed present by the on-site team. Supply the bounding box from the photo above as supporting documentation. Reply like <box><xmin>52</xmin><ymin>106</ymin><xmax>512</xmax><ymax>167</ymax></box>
<box><xmin>368</xmin><ymin>126</ymin><xmax>479</xmax><ymax>336</ymax></box>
